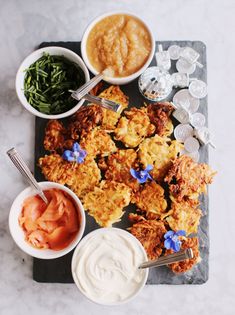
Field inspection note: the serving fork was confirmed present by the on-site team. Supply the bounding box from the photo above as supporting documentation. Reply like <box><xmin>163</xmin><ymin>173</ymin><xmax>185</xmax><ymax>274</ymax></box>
<box><xmin>70</xmin><ymin>70</ymin><xmax>122</xmax><ymax>113</ymax></box>
<box><xmin>82</xmin><ymin>93</ymin><xmax>121</xmax><ymax>112</ymax></box>
<box><xmin>70</xmin><ymin>92</ymin><xmax>121</xmax><ymax>113</ymax></box>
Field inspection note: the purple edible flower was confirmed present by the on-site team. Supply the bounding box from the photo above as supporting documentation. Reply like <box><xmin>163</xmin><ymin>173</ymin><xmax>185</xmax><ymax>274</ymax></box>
<box><xmin>62</xmin><ymin>142</ymin><xmax>87</xmax><ymax>164</ymax></box>
<box><xmin>164</xmin><ymin>230</ymin><xmax>186</xmax><ymax>252</ymax></box>
<box><xmin>130</xmin><ymin>165</ymin><xmax>153</xmax><ymax>184</ymax></box>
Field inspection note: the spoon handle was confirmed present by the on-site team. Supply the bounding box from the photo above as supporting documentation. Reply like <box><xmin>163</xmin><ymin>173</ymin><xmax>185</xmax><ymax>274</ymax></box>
<box><xmin>71</xmin><ymin>73</ymin><xmax>104</xmax><ymax>101</ymax></box>
<box><xmin>7</xmin><ymin>148</ymin><xmax>48</xmax><ymax>204</ymax></box>
<box><xmin>139</xmin><ymin>248</ymin><xmax>193</xmax><ymax>269</ymax></box>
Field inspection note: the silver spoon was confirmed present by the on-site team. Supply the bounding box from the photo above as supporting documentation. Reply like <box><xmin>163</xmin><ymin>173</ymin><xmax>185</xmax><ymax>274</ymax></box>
<box><xmin>139</xmin><ymin>248</ymin><xmax>193</xmax><ymax>269</ymax></box>
<box><xmin>70</xmin><ymin>67</ymin><xmax>115</xmax><ymax>102</ymax></box>
<box><xmin>7</xmin><ymin>148</ymin><xmax>48</xmax><ymax>204</ymax></box>
<box><xmin>71</xmin><ymin>72</ymin><xmax>104</xmax><ymax>101</ymax></box>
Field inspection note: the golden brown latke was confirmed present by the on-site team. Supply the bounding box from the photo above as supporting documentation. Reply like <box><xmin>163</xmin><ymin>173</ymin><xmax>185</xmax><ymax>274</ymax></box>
<box><xmin>166</xmin><ymin>198</ymin><xmax>202</xmax><ymax>235</ymax></box>
<box><xmin>129</xmin><ymin>214</ymin><xmax>167</xmax><ymax>260</ymax></box>
<box><xmin>133</xmin><ymin>181</ymin><xmax>168</xmax><ymax>218</ymax></box>
<box><xmin>39</xmin><ymin>154</ymin><xmax>72</xmax><ymax>185</ymax></box>
<box><xmin>80</xmin><ymin>127</ymin><xmax>117</xmax><ymax>157</ymax></box>
<box><xmin>98</xmin><ymin>85</ymin><xmax>129</xmax><ymax>130</ymax></box>
<box><xmin>39</xmin><ymin>82</ymin><xmax>215</xmax><ymax>263</ymax></box>
<box><xmin>44</xmin><ymin>120</ymin><xmax>66</xmax><ymax>152</ymax></box>
<box><xmin>99</xmin><ymin>149</ymin><xmax>140</xmax><ymax>193</ymax></box>
<box><xmin>83</xmin><ymin>180</ymin><xmax>131</xmax><ymax>227</ymax></box>
<box><xmin>163</xmin><ymin>119</ymin><xmax>174</xmax><ymax>137</ymax></box>
<box><xmin>166</xmin><ymin>237</ymin><xmax>200</xmax><ymax>273</ymax></box>
<box><xmin>38</xmin><ymin>154</ymin><xmax>101</xmax><ymax>200</ymax></box>
<box><xmin>146</xmin><ymin>102</ymin><xmax>174</xmax><ymax>136</ymax></box>
<box><xmin>138</xmin><ymin>135</ymin><xmax>183</xmax><ymax>182</ymax></box>
<box><xmin>165</xmin><ymin>155</ymin><xmax>216</xmax><ymax>201</ymax></box>
<box><xmin>67</xmin><ymin>104</ymin><xmax>103</xmax><ymax>140</ymax></box>
<box><xmin>68</xmin><ymin>160</ymin><xmax>101</xmax><ymax>200</ymax></box>
<box><xmin>114</xmin><ymin>107</ymin><xmax>155</xmax><ymax>148</ymax></box>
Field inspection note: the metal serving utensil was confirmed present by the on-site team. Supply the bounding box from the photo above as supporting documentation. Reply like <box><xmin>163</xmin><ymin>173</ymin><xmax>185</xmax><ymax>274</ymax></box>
<box><xmin>82</xmin><ymin>94</ymin><xmax>121</xmax><ymax>112</ymax></box>
<box><xmin>69</xmin><ymin>92</ymin><xmax>121</xmax><ymax>113</ymax></box>
<box><xmin>70</xmin><ymin>69</ymin><xmax>122</xmax><ymax>112</ymax></box>
<box><xmin>139</xmin><ymin>248</ymin><xmax>193</xmax><ymax>269</ymax></box>
<box><xmin>7</xmin><ymin>148</ymin><xmax>48</xmax><ymax>204</ymax></box>
<box><xmin>71</xmin><ymin>72</ymin><xmax>104</xmax><ymax>101</ymax></box>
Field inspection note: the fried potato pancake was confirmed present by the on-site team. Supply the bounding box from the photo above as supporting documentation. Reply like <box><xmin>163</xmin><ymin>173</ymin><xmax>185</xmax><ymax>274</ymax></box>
<box><xmin>166</xmin><ymin>237</ymin><xmax>200</xmax><ymax>273</ymax></box>
<box><xmin>99</xmin><ymin>149</ymin><xmax>140</xmax><ymax>192</ymax></box>
<box><xmin>38</xmin><ymin>154</ymin><xmax>101</xmax><ymax>200</ymax></box>
<box><xmin>98</xmin><ymin>85</ymin><xmax>129</xmax><ymax>130</ymax></box>
<box><xmin>146</xmin><ymin>102</ymin><xmax>174</xmax><ymax>136</ymax></box>
<box><xmin>114</xmin><ymin>107</ymin><xmax>155</xmax><ymax>147</ymax></box>
<box><xmin>164</xmin><ymin>119</ymin><xmax>174</xmax><ymax>137</ymax></box>
<box><xmin>166</xmin><ymin>198</ymin><xmax>202</xmax><ymax>235</ymax></box>
<box><xmin>129</xmin><ymin>214</ymin><xmax>167</xmax><ymax>260</ymax></box>
<box><xmin>83</xmin><ymin>180</ymin><xmax>131</xmax><ymax>227</ymax></box>
<box><xmin>80</xmin><ymin>127</ymin><xmax>117</xmax><ymax>157</ymax></box>
<box><xmin>67</xmin><ymin>104</ymin><xmax>103</xmax><ymax>140</ymax></box>
<box><xmin>138</xmin><ymin>135</ymin><xmax>183</xmax><ymax>182</ymax></box>
<box><xmin>133</xmin><ymin>181</ymin><xmax>168</xmax><ymax>218</ymax></box>
<box><xmin>39</xmin><ymin>154</ymin><xmax>73</xmax><ymax>185</ymax></box>
<box><xmin>165</xmin><ymin>155</ymin><xmax>216</xmax><ymax>201</ymax></box>
<box><xmin>44</xmin><ymin>120</ymin><xmax>66</xmax><ymax>152</ymax></box>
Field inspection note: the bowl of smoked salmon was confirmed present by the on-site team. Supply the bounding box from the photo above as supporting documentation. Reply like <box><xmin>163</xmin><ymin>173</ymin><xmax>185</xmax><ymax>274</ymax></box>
<box><xmin>9</xmin><ymin>181</ymin><xmax>86</xmax><ymax>259</ymax></box>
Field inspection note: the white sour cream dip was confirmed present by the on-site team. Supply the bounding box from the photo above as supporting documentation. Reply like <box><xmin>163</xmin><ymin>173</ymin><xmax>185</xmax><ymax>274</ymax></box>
<box><xmin>72</xmin><ymin>228</ymin><xmax>148</xmax><ymax>305</ymax></box>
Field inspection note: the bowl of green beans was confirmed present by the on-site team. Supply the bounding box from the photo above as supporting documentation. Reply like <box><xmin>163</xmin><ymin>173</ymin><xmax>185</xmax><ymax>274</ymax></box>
<box><xmin>16</xmin><ymin>46</ymin><xmax>90</xmax><ymax>119</ymax></box>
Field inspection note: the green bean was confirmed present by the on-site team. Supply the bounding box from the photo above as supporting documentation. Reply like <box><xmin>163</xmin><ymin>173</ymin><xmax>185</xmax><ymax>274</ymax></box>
<box><xmin>24</xmin><ymin>52</ymin><xmax>85</xmax><ymax>115</ymax></box>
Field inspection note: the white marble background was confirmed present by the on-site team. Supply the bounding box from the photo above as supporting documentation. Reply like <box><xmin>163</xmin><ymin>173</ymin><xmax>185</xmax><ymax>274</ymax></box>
<box><xmin>0</xmin><ymin>0</ymin><xmax>234</xmax><ymax>314</ymax></box>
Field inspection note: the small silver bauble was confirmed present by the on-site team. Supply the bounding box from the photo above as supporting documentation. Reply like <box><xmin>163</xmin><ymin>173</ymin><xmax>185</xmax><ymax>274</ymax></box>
<box><xmin>138</xmin><ymin>67</ymin><xmax>173</xmax><ymax>101</ymax></box>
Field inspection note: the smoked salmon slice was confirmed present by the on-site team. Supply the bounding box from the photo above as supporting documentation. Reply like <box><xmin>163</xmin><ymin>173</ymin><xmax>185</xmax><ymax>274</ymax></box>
<box><xmin>19</xmin><ymin>189</ymin><xmax>79</xmax><ymax>250</ymax></box>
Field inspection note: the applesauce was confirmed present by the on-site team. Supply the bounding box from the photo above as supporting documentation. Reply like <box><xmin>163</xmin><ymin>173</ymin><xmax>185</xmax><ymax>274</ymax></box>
<box><xmin>86</xmin><ymin>14</ymin><xmax>152</xmax><ymax>77</ymax></box>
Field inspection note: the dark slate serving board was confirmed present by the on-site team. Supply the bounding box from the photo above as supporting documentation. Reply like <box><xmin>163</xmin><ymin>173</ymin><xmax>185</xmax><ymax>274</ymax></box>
<box><xmin>34</xmin><ymin>41</ymin><xmax>208</xmax><ymax>284</ymax></box>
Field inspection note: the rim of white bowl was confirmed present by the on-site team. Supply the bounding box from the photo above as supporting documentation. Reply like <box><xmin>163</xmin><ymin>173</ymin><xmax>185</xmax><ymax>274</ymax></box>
<box><xmin>71</xmin><ymin>227</ymin><xmax>149</xmax><ymax>306</ymax></box>
<box><xmin>81</xmin><ymin>11</ymin><xmax>156</xmax><ymax>84</ymax></box>
<box><xmin>15</xmin><ymin>46</ymin><xmax>90</xmax><ymax>119</ymax></box>
<box><xmin>9</xmin><ymin>181</ymin><xmax>86</xmax><ymax>259</ymax></box>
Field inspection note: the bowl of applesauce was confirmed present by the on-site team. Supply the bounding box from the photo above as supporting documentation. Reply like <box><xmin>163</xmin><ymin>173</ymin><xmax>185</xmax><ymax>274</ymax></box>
<box><xmin>81</xmin><ymin>12</ymin><xmax>155</xmax><ymax>85</ymax></box>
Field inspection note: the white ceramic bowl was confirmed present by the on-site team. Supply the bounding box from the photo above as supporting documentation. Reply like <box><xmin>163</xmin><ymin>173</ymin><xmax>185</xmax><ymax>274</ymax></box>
<box><xmin>15</xmin><ymin>46</ymin><xmax>90</xmax><ymax>119</ymax></box>
<box><xmin>9</xmin><ymin>181</ymin><xmax>86</xmax><ymax>259</ymax></box>
<box><xmin>71</xmin><ymin>227</ymin><xmax>148</xmax><ymax>305</ymax></box>
<box><xmin>81</xmin><ymin>11</ymin><xmax>156</xmax><ymax>85</ymax></box>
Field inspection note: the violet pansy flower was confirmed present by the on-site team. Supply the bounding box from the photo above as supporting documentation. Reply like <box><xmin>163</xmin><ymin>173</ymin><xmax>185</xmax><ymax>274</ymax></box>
<box><xmin>130</xmin><ymin>165</ymin><xmax>153</xmax><ymax>184</ymax></box>
<box><xmin>164</xmin><ymin>230</ymin><xmax>186</xmax><ymax>252</ymax></box>
<box><xmin>62</xmin><ymin>142</ymin><xmax>87</xmax><ymax>164</ymax></box>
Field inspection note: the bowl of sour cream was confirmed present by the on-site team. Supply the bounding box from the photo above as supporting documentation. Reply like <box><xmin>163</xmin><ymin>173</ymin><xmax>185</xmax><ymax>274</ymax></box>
<box><xmin>71</xmin><ymin>228</ymin><xmax>148</xmax><ymax>305</ymax></box>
